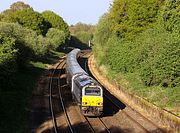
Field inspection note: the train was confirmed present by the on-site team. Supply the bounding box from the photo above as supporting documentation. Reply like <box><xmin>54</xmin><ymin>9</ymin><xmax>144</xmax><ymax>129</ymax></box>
<box><xmin>66</xmin><ymin>49</ymin><xmax>103</xmax><ymax>116</ymax></box>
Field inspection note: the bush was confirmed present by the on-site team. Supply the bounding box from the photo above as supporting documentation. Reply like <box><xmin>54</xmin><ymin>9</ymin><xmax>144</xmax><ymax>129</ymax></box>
<box><xmin>46</xmin><ymin>28</ymin><xmax>66</xmax><ymax>50</ymax></box>
<box><xmin>102</xmin><ymin>27</ymin><xmax>180</xmax><ymax>88</ymax></box>
<box><xmin>42</xmin><ymin>11</ymin><xmax>70</xmax><ymax>38</ymax></box>
<box><xmin>92</xmin><ymin>0</ymin><xmax>179</xmax><ymax>116</ymax></box>
<box><xmin>1</xmin><ymin>8</ymin><xmax>48</xmax><ymax>36</ymax></box>
<box><xmin>0</xmin><ymin>35</ymin><xmax>17</xmax><ymax>90</ymax></box>
<box><xmin>0</xmin><ymin>22</ymin><xmax>31</xmax><ymax>66</ymax></box>
<box><xmin>74</xmin><ymin>31</ymin><xmax>93</xmax><ymax>44</ymax></box>
<box><xmin>159</xmin><ymin>0</ymin><xmax>180</xmax><ymax>34</ymax></box>
<box><xmin>139</xmin><ymin>30</ymin><xmax>180</xmax><ymax>87</ymax></box>
<box><xmin>94</xmin><ymin>13</ymin><xmax>112</xmax><ymax>46</ymax></box>
<box><xmin>109</xmin><ymin>0</ymin><xmax>162</xmax><ymax>38</ymax></box>
<box><xmin>33</xmin><ymin>35</ymin><xmax>51</xmax><ymax>57</ymax></box>
<box><xmin>0</xmin><ymin>22</ymin><xmax>52</xmax><ymax>60</ymax></box>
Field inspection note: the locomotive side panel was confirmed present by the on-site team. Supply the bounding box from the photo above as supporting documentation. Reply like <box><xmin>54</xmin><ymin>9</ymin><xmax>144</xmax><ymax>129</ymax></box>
<box><xmin>72</xmin><ymin>81</ymin><xmax>82</xmax><ymax>105</ymax></box>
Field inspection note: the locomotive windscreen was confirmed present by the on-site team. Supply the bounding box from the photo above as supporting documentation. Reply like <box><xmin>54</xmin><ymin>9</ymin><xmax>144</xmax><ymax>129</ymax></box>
<box><xmin>85</xmin><ymin>87</ymin><xmax>101</xmax><ymax>96</ymax></box>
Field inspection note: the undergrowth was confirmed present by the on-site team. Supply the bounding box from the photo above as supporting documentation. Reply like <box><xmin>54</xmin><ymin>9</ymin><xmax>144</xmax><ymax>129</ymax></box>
<box><xmin>0</xmin><ymin>51</ymin><xmax>63</xmax><ymax>133</ymax></box>
<box><xmin>104</xmin><ymin>66</ymin><xmax>180</xmax><ymax>116</ymax></box>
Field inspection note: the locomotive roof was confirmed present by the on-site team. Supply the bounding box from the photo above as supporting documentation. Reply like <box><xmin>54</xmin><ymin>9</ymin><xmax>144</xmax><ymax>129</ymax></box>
<box><xmin>76</xmin><ymin>75</ymin><xmax>93</xmax><ymax>86</ymax></box>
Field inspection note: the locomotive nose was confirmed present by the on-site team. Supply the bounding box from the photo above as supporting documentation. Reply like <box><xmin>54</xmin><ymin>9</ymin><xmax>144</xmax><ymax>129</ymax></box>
<box><xmin>82</xmin><ymin>96</ymin><xmax>103</xmax><ymax>106</ymax></box>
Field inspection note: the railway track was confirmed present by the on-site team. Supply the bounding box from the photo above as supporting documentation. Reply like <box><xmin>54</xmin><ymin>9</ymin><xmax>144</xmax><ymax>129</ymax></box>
<box><xmin>49</xmin><ymin>57</ymin><xmax>74</xmax><ymax>133</ymax></box>
<box><xmin>98</xmin><ymin>117</ymin><xmax>111</xmax><ymax>133</ymax></box>
<box><xmin>83</xmin><ymin>116</ymin><xmax>112</xmax><ymax>133</ymax></box>
<box><xmin>57</xmin><ymin>60</ymin><xmax>75</xmax><ymax>133</ymax></box>
<box><xmin>49</xmin><ymin>60</ymin><xmax>61</xmax><ymax>133</ymax></box>
<box><xmin>104</xmin><ymin>92</ymin><xmax>165</xmax><ymax>133</ymax></box>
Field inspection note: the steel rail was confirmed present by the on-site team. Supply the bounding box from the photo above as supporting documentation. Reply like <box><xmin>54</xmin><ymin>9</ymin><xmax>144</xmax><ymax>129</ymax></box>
<box><xmin>98</xmin><ymin>117</ymin><xmax>111</xmax><ymax>133</ymax></box>
<box><xmin>49</xmin><ymin>60</ymin><xmax>63</xmax><ymax>133</ymax></box>
<box><xmin>84</xmin><ymin>116</ymin><xmax>96</xmax><ymax>133</ymax></box>
<box><xmin>57</xmin><ymin>62</ymin><xmax>74</xmax><ymax>133</ymax></box>
<box><xmin>104</xmin><ymin>93</ymin><xmax>156</xmax><ymax>133</ymax></box>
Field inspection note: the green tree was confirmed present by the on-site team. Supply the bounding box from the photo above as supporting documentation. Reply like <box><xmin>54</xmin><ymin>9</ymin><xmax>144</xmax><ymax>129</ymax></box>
<box><xmin>0</xmin><ymin>9</ymin><xmax>16</xmax><ymax>23</ymax></box>
<box><xmin>69</xmin><ymin>22</ymin><xmax>95</xmax><ymax>47</ymax></box>
<box><xmin>109</xmin><ymin>0</ymin><xmax>162</xmax><ymax>38</ymax></box>
<box><xmin>159</xmin><ymin>0</ymin><xmax>180</xmax><ymax>34</ymax></box>
<box><xmin>0</xmin><ymin>1</ymin><xmax>33</xmax><ymax>23</ymax></box>
<box><xmin>10</xmin><ymin>1</ymin><xmax>32</xmax><ymax>11</ymax></box>
<box><xmin>0</xmin><ymin>13</ymin><xmax>3</xmax><ymax>20</ymax></box>
<box><xmin>13</xmin><ymin>9</ymin><xmax>48</xmax><ymax>35</ymax></box>
<box><xmin>0</xmin><ymin>22</ymin><xmax>51</xmax><ymax>64</ymax></box>
<box><xmin>46</xmin><ymin>28</ymin><xmax>66</xmax><ymax>50</ymax></box>
<box><xmin>1</xmin><ymin>2</ymin><xmax>48</xmax><ymax>35</ymax></box>
<box><xmin>0</xmin><ymin>35</ymin><xmax>17</xmax><ymax>72</ymax></box>
<box><xmin>42</xmin><ymin>11</ymin><xmax>70</xmax><ymax>37</ymax></box>
<box><xmin>70</xmin><ymin>22</ymin><xmax>95</xmax><ymax>35</ymax></box>
<box><xmin>94</xmin><ymin>13</ymin><xmax>112</xmax><ymax>46</ymax></box>
<box><xmin>74</xmin><ymin>31</ymin><xmax>93</xmax><ymax>44</ymax></box>
<box><xmin>0</xmin><ymin>33</ymin><xmax>18</xmax><ymax>89</ymax></box>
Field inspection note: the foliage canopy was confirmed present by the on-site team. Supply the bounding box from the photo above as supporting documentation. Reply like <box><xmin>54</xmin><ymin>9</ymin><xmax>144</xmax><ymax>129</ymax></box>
<box><xmin>42</xmin><ymin>11</ymin><xmax>70</xmax><ymax>38</ymax></box>
<box><xmin>93</xmin><ymin>0</ymin><xmax>180</xmax><ymax>88</ymax></box>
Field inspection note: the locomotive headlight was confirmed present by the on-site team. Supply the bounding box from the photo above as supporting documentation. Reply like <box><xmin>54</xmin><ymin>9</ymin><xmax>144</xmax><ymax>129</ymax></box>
<box><xmin>98</xmin><ymin>102</ymin><xmax>103</xmax><ymax>105</ymax></box>
<box><xmin>82</xmin><ymin>102</ymin><xmax>87</xmax><ymax>105</ymax></box>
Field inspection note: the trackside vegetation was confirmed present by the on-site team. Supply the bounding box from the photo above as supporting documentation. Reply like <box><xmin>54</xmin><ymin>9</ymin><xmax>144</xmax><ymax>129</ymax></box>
<box><xmin>93</xmin><ymin>0</ymin><xmax>180</xmax><ymax>115</ymax></box>
<box><xmin>70</xmin><ymin>22</ymin><xmax>95</xmax><ymax>45</ymax></box>
<box><xmin>0</xmin><ymin>1</ymin><xmax>69</xmax><ymax>132</ymax></box>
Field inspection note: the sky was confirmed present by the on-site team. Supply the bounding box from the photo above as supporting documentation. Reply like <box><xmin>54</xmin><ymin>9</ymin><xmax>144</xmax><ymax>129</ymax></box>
<box><xmin>0</xmin><ymin>0</ymin><xmax>113</xmax><ymax>25</ymax></box>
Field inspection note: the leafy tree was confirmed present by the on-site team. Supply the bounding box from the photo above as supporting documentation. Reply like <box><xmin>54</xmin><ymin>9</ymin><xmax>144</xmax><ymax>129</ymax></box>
<box><xmin>1</xmin><ymin>2</ymin><xmax>48</xmax><ymax>35</ymax></box>
<box><xmin>42</xmin><ymin>11</ymin><xmax>70</xmax><ymax>37</ymax></box>
<box><xmin>13</xmin><ymin>9</ymin><xmax>48</xmax><ymax>35</ymax></box>
<box><xmin>0</xmin><ymin>22</ymin><xmax>51</xmax><ymax>64</ymax></box>
<box><xmin>159</xmin><ymin>0</ymin><xmax>180</xmax><ymax>33</ymax></box>
<box><xmin>0</xmin><ymin>1</ymin><xmax>33</xmax><ymax>23</ymax></box>
<box><xmin>0</xmin><ymin>9</ymin><xmax>16</xmax><ymax>23</ymax></box>
<box><xmin>0</xmin><ymin>34</ymin><xmax>18</xmax><ymax>89</ymax></box>
<box><xmin>93</xmin><ymin>0</ymin><xmax>180</xmax><ymax>88</ymax></box>
<box><xmin>32</xmin><ymin>35</ymin><xmax>51</xmax><ymax>57</ymax></box>
<box><xmin>70</xmin><ymin>22</ymin><xmax>95</xmax><ymax>35</ymax></box>
<box><xmin>109</xmin><ymin>0</ymin><xmax>162</xmax><ymax>38</ymax></box>
<box><xmin>10</xmin><ymin>1</ymin><xmax>32</xmax><ymax>11</ymax></box>
<box><xmin>69</xmin><ymin>22</ymin><xmax>95</xmax><ymax>46</ymax></box>
<box><xmin>46</xmin><ymin>28</ymin><xmax>66</xmax><ymax>50</ymax></box>
<box><xmin>0</xmin><ymin>13</ymin><xmax>3</xmax><ymax>21</ymax></box>
<box><xmin>0</xmin><ymin>22</ymin><xmax>33</xmax><ymax>66</ymax></box>
<box><xmin>94</xmin><ymin>13</ymin><xmax>113</xmax><ymax>46</ymax></box>
<box><xmin>109</xmin><ymin>0</ymin><xmax>128</xmax><ymax>37</ymax></box>
<box><xmin>74</xmin><ymin>31</ymin><xmax>93</xmax><ymax>44</ymax></box>
<box><xmin>0</xmin><ymin>35</ymin><xmax>17</xmax><ymax>72</ymax></box>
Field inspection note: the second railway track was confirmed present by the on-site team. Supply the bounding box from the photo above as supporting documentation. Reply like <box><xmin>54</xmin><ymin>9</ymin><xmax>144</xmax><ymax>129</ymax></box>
<box><xmin>49</xmin><ymin>57</ymin><xmax>74</xmax><ymax>133</ymax></box>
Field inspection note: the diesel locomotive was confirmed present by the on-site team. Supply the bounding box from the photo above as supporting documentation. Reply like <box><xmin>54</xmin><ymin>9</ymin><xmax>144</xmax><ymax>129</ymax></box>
<box><xmin>66</xmin><ymin>49</ymin><xmax>103</xmax><ymax>116</ymax></box>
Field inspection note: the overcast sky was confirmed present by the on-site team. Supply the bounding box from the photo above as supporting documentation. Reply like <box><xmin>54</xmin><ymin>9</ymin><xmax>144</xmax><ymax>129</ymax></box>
<box><xmin>0</xmin><ymin>0</ymin><xmax>113</xmax><ymax>25</ymax></box>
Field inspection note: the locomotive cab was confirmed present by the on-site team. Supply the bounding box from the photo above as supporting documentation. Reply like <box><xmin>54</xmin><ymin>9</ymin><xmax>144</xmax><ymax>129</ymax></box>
<box><xmin>82</xmin><ymin>85</ymin><xmax>103</xmax><ymax>116</ymax></box>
